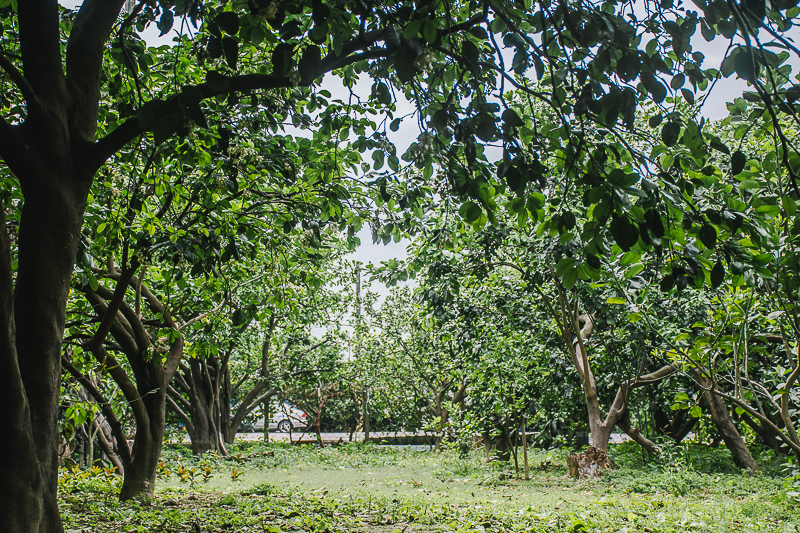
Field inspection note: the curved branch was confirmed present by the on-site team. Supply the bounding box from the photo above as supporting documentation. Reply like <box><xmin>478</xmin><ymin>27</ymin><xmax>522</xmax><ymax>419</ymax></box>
<box><xmin>0</xmin><ymin>118</ymin><xmax>26</xmax><ymax>171</ymax></box>
<box><xmin>66</xmin><ymin>0</ymin><xmax>127</xmax><ymax>143</ymax></box>
<box><xmin>18</xmin><ymin>0</ymin><xmax>64</xmax><ymax>101</ymax></box>
<box><xmin>713</xmin><ymin>388</ymin><xmax>800</xmax><ymax>454</ymax></box>
<box><xmin>89</xmin><ymin>42</ymin><xmax>392</xmax><ymax>167</ymax></box>
<box><xmin>91</xmin><ymin>344</ymin><xmax>149</xmax><ymax>431</ymax></box>
<box><xmin>61</xmin><ymin>354</ymin><xmax>133</xmax><ymax>467</ymax></box>
<box><xmin>0</xmin><ymin>50</ymin><xmax>37</xmax><ymax>104</ymax></box>
<box><xmin>83</xmin><ymin>261</ymin><xmax>139</xmax><ymax>352</ymax></box>
<box><xmin>166</xmin><ymin>386</ymin><xmax>195</xmax><ymax>435</ymax></box>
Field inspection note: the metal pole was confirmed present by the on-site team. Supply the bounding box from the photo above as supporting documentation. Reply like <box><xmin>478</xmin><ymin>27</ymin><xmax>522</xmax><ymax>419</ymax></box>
<box><xmin>355</xmin><ymin>262</ymin><xmax>369</xmax><ymax>442</ymax></box>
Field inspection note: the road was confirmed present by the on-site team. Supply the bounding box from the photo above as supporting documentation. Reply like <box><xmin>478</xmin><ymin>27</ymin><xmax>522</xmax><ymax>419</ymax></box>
<box><xmin>232</xmin><ymin>430</ymin><xmax>430</xmax><ymax>443</ymax></box>
<box><xmin>182</xmin><ymin>430</ymin><xmax>631</xmax><ymax>446</ymax></box>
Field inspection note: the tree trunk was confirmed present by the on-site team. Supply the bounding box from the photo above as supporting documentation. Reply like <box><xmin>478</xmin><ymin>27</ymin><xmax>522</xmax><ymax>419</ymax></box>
<box><xmin>219</xmin><ymin>366</ymin><xmax>232</xmax><ymax>442</ymax></box>
<box><xmin>696</xmin><ymin>373</ymin><xmax>760</xmax><ymax>474</ymax></box>
<box><xmin>363</xmin><ymin>388</ymin><xmax>370</xmax><ymax>442</ymax></box>
<box><xmin>521</xmin><ymin>416</ymin><xmax>529</xmax><ymax>481</ymax></box>
<box><xmin>186</xmin><ymin>358</ymin><xmax>225</xmax><ymax>455</ymax></box>
<box><xmin>120</xmin><ymin>390</ymin><xmax>166</xmax><ymax>500</ymax></box>
<box><xmin>1</xmin><ymin>175</ymin><xmax>89</xmax><ymax>532</ymax></box>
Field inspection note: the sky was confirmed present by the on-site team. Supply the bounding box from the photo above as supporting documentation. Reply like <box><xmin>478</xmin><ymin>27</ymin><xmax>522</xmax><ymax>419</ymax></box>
<box><xmin>58</xmin><ymin>1</ymin><xmax>788</xmax><ymax>297</ymax></box>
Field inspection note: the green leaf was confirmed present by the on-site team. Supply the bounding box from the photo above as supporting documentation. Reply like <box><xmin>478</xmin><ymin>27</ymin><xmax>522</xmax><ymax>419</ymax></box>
<box><xmin>698</xmin><ymin>224</ymin><xmax>717</xmax><ymax>248</ymax></box>
<box><xmin>782</xmin><ymin>196</ymin><xmax>797</xmax><ymax>216</ymax></box>
<box><xmin>512</xmin><ymin>49</ymin><xmax>529</xmax><ymax>75</ymax></box>
<box><xmin>374</xmin><ymin>82</ymin><xmax>392</xmax><ymax>105</ymax></box>
<box><xmin>721</xmin><ymin>50</ymin><xmax>738</xmax><ymax>77</ymax></box>
<box><xmin>610</xmin><ymin>216</ymin><xmax>639</xmax><ymax>251</ymax></box>
<box><xmin>423</xmin><ymin>21</ymin><xmax>438</xmax><ymax>44</ymax></box>
<box><xmin>731</xmin><ymin>150</ymin><xmax>747</xmax><ymax>174</ymax></box>
<box><xmin>675</xmin><ymin>392</ymin><xmax>690</xmax><ymax>402</ymax></box>
<box><xmin>690</xmin><ymin>405</ymin><xmax>703</xmax><ymax>418</ymax></box>
<box><xmin>607</xmin><ymin>297</ymin><xmax>626</xmax><ymax>304</ymax></box>
<box><xmin>623</xmin><ymin>263</ymin><xmax>644</xmax><ymax>279</ymax></box>
<box><xmin>215</xmin><ymin>11</ymin><xmax>240</xmax><ymax>35</ymax></box>
<box><xmin>642</xmin><ymin>74</ymin><xmax>667</xmax><ymax>103</ymax></box>
<box><xmin>617</xmin><ymin>51</ymin><xmax>640</xmax><ymax>81</ymax></box>
<box><xmin>459</xmin><ymin>201</ymin><xmax>482</xmax><ymax>223</ymax></box>
<box><xmin>158</xmin><ymin>10</ymin><xmax>174</xmax><ymax>36</ymax></box>
<box><xmin>372</xmin><ymin>150</ymin><xmax>385</xmax><ymax>170</ymax></box>
<box><xmin>555</xmin><ymin>257</ymin><xmax>576</xmax><ymax>278</ymax></box>
<box><xmin>562</xmin><ymin>267</ymin><xmax>578</xmax><ymax>290</ymax></box>
<box><xmin>735</xmin><ymin>49</ymin><xmax>758</xmax><ymax>82</ymax></box>
<box><xmin>661</xmin><ymin>120</ymin><xmax>681</xmax><ymax>147</ymax></box>
<box><xmin>710</xmin><ymin>260</ymin><xmax>725</xmax><ymax>288</ymax></box>
<box><xmin>708</xmin><ymin>136</ymin><xmax>730</xmax><ymax>155</ymax></box>
<box><xmin>251</xmin><ymin>25</ymin><xmax>266</xmax><ymax>46</ymax></box>
<box><xmin>430</xmin><ymin>109</ymin><xmax>448</xmax><ymax>131</ymax></box>
<box><xmin>501</xmin><ymin>108</ymin><xmax>524</xmax><ymax>128</ymax></box>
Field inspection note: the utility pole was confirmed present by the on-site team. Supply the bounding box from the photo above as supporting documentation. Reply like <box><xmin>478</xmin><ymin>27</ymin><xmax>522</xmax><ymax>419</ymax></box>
<box><xmin>262</xmin><ymin>337</ymin><xmax>270</xmax><ymax>444</ymax></box>
<box><xmin>262</xmin><ymin>316</ymin><xmax>277</xmax><ymax>444</ymax></box>
<box><xmin>355</xmin><ymin>261</ymin><xmax>369</xmax><ymax>442</ymax></box>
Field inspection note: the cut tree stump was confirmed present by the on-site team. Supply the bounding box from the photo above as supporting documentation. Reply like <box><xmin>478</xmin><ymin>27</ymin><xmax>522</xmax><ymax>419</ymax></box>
<box><xmin>567</xmin><ymin>446</ymin><xmax>614</xmax><ymax>479</ymax></box>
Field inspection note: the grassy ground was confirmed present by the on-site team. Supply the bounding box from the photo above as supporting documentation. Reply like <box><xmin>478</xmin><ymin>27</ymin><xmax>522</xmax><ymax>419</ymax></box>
<box><xmin>58</xmin><ymin>441</ymin><xmax>800</xmax><ymax>533</ymax></box>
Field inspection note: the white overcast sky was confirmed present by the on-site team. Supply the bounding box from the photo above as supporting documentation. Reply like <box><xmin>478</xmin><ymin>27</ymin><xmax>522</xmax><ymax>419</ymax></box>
<box><xmin>59</xmin><ymin>1</ymin><xmax>791</xmax><ymax>296</ymax></box>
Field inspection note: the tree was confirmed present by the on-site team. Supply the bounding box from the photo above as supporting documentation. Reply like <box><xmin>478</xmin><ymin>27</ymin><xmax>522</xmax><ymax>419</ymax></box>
<box><xmin>4</xmin><ymin>0</ymin><xmax>800</xmax><ymax>527</ymax></box>
<box><xmin>168</xmin><ymin>243</ymin><xmax>352</xmax><ymax>453</ymax></box>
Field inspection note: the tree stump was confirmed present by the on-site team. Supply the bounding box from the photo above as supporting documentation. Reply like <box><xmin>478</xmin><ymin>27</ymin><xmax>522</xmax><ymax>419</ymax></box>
<box><xmin>566</xmin><ymin>446</ymin><xmax>614</xmax><ymax>479</ymax></box>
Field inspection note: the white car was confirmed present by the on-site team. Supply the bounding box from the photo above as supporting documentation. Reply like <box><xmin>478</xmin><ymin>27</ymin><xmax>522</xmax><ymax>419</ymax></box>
<box><xmin>253</xmin><ymin>402</ymin><xmax>308</xmax><ymax>433</ymax></box>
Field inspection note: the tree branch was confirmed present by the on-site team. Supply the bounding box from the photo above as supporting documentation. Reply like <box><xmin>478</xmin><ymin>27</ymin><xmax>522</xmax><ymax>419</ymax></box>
<box><xmin>61</xmin><ymin>354</ymin><xmax>133</xmax><ymax>466</ymax></box>
<box><xmin>713</xmin><ymin>388</ymin><xmax>800</xmax><ymax>454</ymax></box>
<box><xmin>0</xmin><ymin>118</ymin><xmax>27</xmax><ymax>172</ymax></box>
<box><xmin>89</xmin><ymin>40</ymin><xmax>392</xmax><ymax>167</ymax></box>
<box><xmin>17</xmin><ymin>0</ymin><xmax>64</xmax><ymax>102</ymax></box>
<box><xmin>167</xmin><ymin>383</ymin><xmax>192</xmax><ymax>411</ymax></box>
<box><xmin>166</xmin><ymin>386</ymin><xmax>195</xmax><ymax>435</ymax></box>
<box><xmin>66</xmin><ymin>0</ymin><xmax>127</xmax><ymax>145</ymax></box>
<box><xmin>83</xmin><ymin>261</ymin><xmax>139</xmax><ymax>352</ymax></box>
<box><xmin>0</xmin><ymin>50</ymin><xmax>37</xmax><ymax>104</ymax></box>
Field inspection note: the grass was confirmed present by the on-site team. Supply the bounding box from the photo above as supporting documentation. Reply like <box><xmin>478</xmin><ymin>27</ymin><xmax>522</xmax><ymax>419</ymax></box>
<box><xmin>58</xmin><ymin>441</ymin><xmax>800</xmax><ymax>533</ymax></box>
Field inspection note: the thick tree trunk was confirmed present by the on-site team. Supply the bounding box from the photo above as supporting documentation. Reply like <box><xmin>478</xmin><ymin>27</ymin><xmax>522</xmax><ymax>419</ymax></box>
<box><xmin>696</xmin><ymin>373</ymin><xmax>760</xmax><ymax>474</ymax></box>
<box><xmin>120</xmin><ymin>390</ymin><xmax>165</xmax><ymax>500</ymax></box>
<box><xmin>185</xmin><ymin>358</ymin><xmax>225</xmax><ymax>455</ymax></box>
<box><xmin>591</xmin><ymin>423</ymin><xmax>614</xmax><ymax>452</ymax></box>
<box><xmin>1</xmin><ymin>175</ymin><xmax>89</xmax><ymax>532</ymax></box>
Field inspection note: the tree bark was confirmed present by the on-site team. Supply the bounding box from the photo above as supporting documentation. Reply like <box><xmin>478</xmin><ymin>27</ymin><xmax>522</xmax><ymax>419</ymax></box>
<box><xmin>1</xmin><ymin>171</ymin><xmax>89</xmax><ymax>532</ymax></box>
<box><xmin>695</xmin><ymin>372</ymin><xmax>760</xmax><ymax>474</ymax></box>
<box><xmin>119</xmin><ymin>389</ymin><xmax>165</xmax><ymax>500</ymax></box>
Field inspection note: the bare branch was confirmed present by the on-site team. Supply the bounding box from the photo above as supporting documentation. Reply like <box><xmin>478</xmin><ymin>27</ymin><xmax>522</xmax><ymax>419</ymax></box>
<box><xmin>165</xmin><ymin>391</ymin><xmax>194</xmax><ymax>435</ymax></box>
<box><xmin>66</xmin><ymin>0</ymin><xmax>127</xmax><ymax>144</ymax></box>
<box><xmin>0</xmin><ymin>50</ymin><xmax>37</xmax><ymax>104</ymax></box>
<box><xmin>18</xmin><ymin>0</ymin><xmax>64</xmax><ymax>102</ymax></box>
<box><xmin>713</xmin><ymin>389</ymin><xmax>800</xmax><ymax>454</ymax></box>
<box><xmin>179</xmin><ymin>299</ymin><xmax>227</xmax><ymax>332</ymax></box>
<box><xmin>83</xmin><ymin>261</ymin><xmax>139</xmax><ymax>352</ymax></box>
<box><xmin>61</xmin><ymin>354</ymin><xmax>133</xmax><ymax>466</ymax></box>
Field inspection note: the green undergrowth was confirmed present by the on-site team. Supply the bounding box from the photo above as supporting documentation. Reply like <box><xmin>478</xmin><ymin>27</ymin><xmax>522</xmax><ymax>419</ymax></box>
<box><xmin>58</xmin><ymin>442</ymin><xmax>800</xmax><ymax>533</ymax></box>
